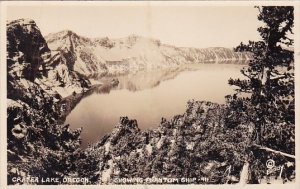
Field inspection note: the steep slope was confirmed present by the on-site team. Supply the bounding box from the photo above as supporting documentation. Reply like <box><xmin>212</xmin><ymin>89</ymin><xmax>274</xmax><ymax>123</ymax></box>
<box><xmin>7</xmin><ymin>19</ymin><xmax>87</xmax><ymax>184</ymax></box>
<box><xmin>8</xmin><ymin>20</ymin><xmax>92</xmax><ymax>99</ymax></box>
<box><xmin>45</xmin><ymin>30</ymin><xmax>108</xmax><ymax>77</ymax></box>
<box><xmin>81</xmin><ymin>101</ymin><xmax>295</xmax><ymax>184</ymax></box>
<box><xmin>45</xmin><ymin>32</ymin><xmax>252</xmax><ymax>77</ymax></box>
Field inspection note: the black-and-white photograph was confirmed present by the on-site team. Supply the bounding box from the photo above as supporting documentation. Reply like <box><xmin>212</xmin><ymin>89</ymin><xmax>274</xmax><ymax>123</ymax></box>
<box><xmin>3</xmin><ymin>1</ymin><xmax>297</xmax><ymax>186</ymax></box>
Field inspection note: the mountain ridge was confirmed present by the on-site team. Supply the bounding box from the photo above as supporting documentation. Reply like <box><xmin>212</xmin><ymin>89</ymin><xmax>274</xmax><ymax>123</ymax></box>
<box><xmin>45</xmin><ymin>30</ymin><xmax>253</xmax><ymax>77</ymax></box>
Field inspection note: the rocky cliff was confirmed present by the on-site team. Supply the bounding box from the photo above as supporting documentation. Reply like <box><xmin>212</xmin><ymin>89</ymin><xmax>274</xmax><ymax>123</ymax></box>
<box><xmin>7</xmin><ymin>19</ymin><xmax>87</xmax><ymax>184</ymax></box>
<box><xmin>45</xmin><ymin>32</ymin><xmax>252</xmax><ymax>77</ymax></box>
<box><xmin>7</xmin><ymin>19</ymin><xmax>92</xmax><ymax>99</ymax></box>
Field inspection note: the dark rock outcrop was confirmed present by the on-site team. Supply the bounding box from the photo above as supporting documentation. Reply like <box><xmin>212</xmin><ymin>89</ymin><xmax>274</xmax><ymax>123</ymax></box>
<box><xmin>7</xmin><ymin>19</ymin><xmax>91</xmax><ymax>99</ymax></box>
<box><xmin>7</xmin><ymin>19</ymin><xmax>51</xmax><ymax>82</ymax></box>
<box><xmin>7</xmin><ymin>19</ymin><xmax>86</xmax><ymax>185</ymax></box>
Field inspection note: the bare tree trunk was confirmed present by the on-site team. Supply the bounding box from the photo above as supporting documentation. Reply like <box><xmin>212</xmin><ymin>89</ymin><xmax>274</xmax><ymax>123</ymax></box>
<box><xmin>239</xmin><ymin>162</ymin><xmax>249</xmax><ymax>185</ymax></box>
<box><xmin>256</xmin><ymin>124</ymin><xmax>261</xmax><ymax>145</ymax></box>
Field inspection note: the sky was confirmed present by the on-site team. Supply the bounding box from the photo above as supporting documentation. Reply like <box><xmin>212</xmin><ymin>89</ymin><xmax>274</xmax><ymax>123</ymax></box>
<box><xmin>7</xmin><ymin>5</ymin><xmax>262</xmax><ymax>48</ymax></box>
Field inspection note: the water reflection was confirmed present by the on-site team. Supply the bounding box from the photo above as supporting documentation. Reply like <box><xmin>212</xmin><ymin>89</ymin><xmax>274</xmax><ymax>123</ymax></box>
<box><xmin>116</xmin><ymin>66</ymin><xmax>192</xmax><ymax>92</ymax></box>
<box><xmin>64</xmin><ymin>63</ymin><xmax>245</xmax><ymax>147</ymax></box>
<box><xmin>58</xmin><ymin>83</ymin><xmax>118</xmax><ymax>124</ymax></box>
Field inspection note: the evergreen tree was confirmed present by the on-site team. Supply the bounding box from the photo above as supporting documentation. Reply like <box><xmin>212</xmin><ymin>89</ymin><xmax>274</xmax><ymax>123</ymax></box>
<box><xmin>226</xmin><ymin>6</ymin><xmax>294</xmax><ymax>153</ymax></box>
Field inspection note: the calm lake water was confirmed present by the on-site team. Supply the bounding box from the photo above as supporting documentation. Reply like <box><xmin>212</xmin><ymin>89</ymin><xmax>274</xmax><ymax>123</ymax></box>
<box><xmin>65</xmin><ymin>64</ymin><xmax>245</xmax><ymax>147</ymax></box>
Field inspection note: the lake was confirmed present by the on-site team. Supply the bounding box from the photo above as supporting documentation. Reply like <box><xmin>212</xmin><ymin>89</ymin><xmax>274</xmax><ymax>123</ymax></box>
<box><xmin>65</xmin><ymin>63</ymin><xmax>245</xmax><ymax>147</ymax></box>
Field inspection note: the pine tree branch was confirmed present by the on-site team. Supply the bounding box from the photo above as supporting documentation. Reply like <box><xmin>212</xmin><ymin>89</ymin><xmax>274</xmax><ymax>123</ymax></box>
<box><xmin>252</xmin><ymin>144</ymin><xmax>295</xmax><ymax>159</ymax></box>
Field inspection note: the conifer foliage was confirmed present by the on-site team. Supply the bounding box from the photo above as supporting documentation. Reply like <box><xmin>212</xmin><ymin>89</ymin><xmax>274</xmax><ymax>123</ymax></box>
<box><xmin>226</xmin><ymin>6</ymin><xmax>294</xmax><ymax>154</ymax></box>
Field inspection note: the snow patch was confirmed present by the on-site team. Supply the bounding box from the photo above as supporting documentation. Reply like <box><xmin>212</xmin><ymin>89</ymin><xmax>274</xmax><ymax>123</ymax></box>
<box><xmin>104</xmin><ymin>142</ymin><xmax>111</xmax><ymax>155</ymax></box>
<box><xmin>156</xmin><ymin>138</ymin><xmax>164</xmax><ymax>149</ymax></box>
<box><xmin>7</xmin><ymin>99</ymin><xmax>22</xmax><ymax>108</ymax></box>
<box><xmin>19</xmin><ymin>79</ymin><xmax>31</xmax><ymax>89</ymax></box>
<box><xmin>186</xmin><ymin>142</ymin><xmax>195</xmax><ymax>150</ymax></box>
<box><xmin>145</xmin><ymin>144</ymin><xmax>152</xmax><ymax>154</ymax></box>
<box><xmin>89</xmin><ymin>79</ymin><xmax>102</xmax><ymax>85</ymax></box>
<box><xmin>101</xmin><ymin>159</ymin><xmax>113</xmax><ymax>183</ymax></box>
<box><xmin>136</xmin><ymin>148</ymin><xmax>143</xmax><ymax>157</ymax></box>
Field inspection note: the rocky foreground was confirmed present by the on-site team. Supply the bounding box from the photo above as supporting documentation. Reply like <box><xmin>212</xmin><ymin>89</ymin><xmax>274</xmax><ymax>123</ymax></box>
<box><xmin>83</xmin><ymin>101</ymin><xmax>247</xmax><ymax>184</ymax></box>
<box><xmin>80</xmin><ymin>101</ymin><xmax>295</xmax><ymax>184</ymax></box>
